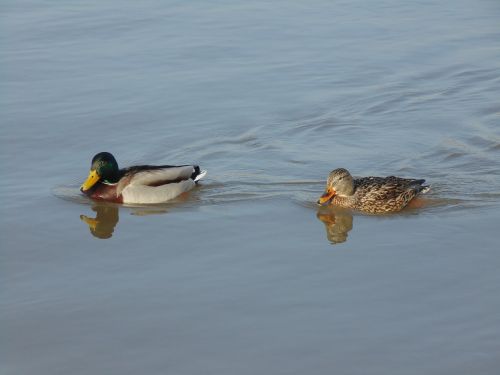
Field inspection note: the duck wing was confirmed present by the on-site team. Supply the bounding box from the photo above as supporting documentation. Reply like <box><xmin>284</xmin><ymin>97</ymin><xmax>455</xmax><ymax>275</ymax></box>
<box><xmin>124</xmin><ymin>165</ymin><xmax>201</xmax><ymax>186</ymax></box>
<box><xmin>354</xmin><ymin>176</ymin><xmax>428</xmax><ymax>212</ymax></box>
<box><xmin>116</xmin><ymin>165</ymin><xmax>206</xmax><ymax>204</ymax></box>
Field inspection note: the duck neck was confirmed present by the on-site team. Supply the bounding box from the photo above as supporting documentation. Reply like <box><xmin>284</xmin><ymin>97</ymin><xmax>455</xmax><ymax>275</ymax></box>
<box><xmin>333</xmin><ymin>194</ymin><xmax>355</xmax><ymax>207</ymax></box>
<box><xmin>102</xmin><ymin>170</ymin><xmax>120</xmax><ymax>184</ymax></box>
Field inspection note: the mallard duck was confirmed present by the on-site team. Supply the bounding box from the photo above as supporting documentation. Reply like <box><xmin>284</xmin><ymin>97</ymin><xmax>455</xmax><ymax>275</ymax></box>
<box><xmin>317</xmin><ymin>168</ymin><xmax>429</xmax><ymax>213</ymax></box>
<box><xmin>80</xmin><ymin>152</ymin><xmax>206</xmax><ymax>204</ymax></box>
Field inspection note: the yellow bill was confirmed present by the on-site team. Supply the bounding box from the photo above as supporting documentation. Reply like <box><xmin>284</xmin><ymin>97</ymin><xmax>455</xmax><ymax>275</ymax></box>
<box><xmin>81</xmin><ymin>169</ymin><xmax>100</xmax><ymax>191</ymax></box>
<box><xmin>80</xmin><ymin>215</ymin><xmax>98</xmax><ymax>231</ymax></box>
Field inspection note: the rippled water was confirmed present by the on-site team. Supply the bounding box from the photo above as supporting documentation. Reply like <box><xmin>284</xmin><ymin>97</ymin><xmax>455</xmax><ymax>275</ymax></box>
<box><xmin>2</xmin><ymin>1</ymin><xmax>500</xmax><ymax>374</ymax></box>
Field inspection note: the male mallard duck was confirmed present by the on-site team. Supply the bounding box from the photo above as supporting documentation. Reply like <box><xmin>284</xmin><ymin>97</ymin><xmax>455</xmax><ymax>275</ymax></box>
<box><xmin>317</xmin><ymin>168</ymin><xmax>429</xmax><ymax>213</ymax></box>
<box><xmin>80</xmin><ymin>152</ymin><xmax>206</xmax><ymax>204</ymax></box>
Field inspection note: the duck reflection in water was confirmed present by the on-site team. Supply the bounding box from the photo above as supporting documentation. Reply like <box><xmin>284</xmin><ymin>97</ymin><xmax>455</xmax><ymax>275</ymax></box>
<box><xmin>80</xmin><ymin>203</ymin><xmax>119</xmax><ymax>239</ymax></box>
<box><xmin>80</xmin><ymin>203</ymin><xmax>171</xmax><ymax>239</ymax></box>
<box><xmin>316</xmin><ymin>207</ymin><xmax>354</xmax><ymax>245</ymax></box>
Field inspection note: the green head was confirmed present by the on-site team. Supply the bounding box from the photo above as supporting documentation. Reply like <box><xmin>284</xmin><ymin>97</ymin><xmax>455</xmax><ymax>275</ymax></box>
<box><xmin>81</xmin><ymin>152</ymin><xmax>119</xmax><ymax>191</ymax></box>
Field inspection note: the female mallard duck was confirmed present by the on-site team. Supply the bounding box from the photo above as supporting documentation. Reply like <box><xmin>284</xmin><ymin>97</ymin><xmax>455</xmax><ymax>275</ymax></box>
<box><xmin>317</xmin><ymin>168</ymin><xmax>429</xmax><ymax>213</ymax></box>
<box><xmin>80</xmin><ymin>152</ymin><xmax>206</xmax><ymax>204</ymax></box>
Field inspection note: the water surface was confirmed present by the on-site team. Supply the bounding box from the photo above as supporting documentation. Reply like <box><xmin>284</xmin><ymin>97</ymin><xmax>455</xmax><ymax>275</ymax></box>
<box><xmin>2</xmin><ymin>1</ymin><xmax>500</xmax><ymax>374</ymax></box>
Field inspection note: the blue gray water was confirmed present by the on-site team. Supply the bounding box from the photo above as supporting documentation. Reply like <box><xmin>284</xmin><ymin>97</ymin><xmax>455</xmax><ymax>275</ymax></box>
<box><xmin>2</xmin><ymin>1</ymin><xmax>500</xmax><ymax>374</ymax></box>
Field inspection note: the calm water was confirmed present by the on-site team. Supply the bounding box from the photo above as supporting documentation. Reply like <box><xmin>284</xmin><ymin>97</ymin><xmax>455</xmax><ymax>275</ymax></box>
<box><xmin>2</xmin><ymin>1</ymin><xmax>500</xmax><ymax>374</ymax></box>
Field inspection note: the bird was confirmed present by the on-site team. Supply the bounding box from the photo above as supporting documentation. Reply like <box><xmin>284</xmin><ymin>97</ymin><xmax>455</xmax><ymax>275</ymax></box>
<box><xmin>80</xmin><ymin>152</ymin><xmax>206</xmax><ymax>204</ymax></box>
<box><xmin>317</xmin><ymin>168</ymin><xmax>429</xmax><ymax>213</ymax></box>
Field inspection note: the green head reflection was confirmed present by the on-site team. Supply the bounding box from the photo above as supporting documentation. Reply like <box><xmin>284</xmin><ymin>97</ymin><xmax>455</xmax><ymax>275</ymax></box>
<box><xmin>80</xmin><ymin>203</ymin><xmax>170</xmax><ymax>239</ymax></box>
<box><xmin>80</xmin><ymin>203</ymin><xmax>119</xmax><ymax>239</ymax></box>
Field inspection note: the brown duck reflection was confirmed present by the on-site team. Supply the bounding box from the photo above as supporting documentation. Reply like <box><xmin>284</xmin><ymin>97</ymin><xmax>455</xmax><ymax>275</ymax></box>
<box><xmin>80</xmin><ymin>203</ymin><xmax>119</xmax><ymax>239</ymax></box>
<box><xmin>316</xmin><ymin>207</ymin><xmax>353</xmax><ymax>245</ymax></box>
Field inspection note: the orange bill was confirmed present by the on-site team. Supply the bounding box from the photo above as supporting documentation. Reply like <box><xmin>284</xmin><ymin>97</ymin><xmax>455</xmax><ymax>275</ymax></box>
<box><xmin>317</xmin><ymin>189</ymin><xmax>336</xmax><ymax>205</ymax></box>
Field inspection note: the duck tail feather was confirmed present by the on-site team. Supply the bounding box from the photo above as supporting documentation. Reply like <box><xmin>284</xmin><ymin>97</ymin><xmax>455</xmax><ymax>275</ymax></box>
<box><xmin>419</xmin><ymin>185</ymin><xmax>431</xmax><ymax>194</ymax></box>
<box><xmin>194</xmin><ymin>169</ymin><xmax>207</xmax><ymax>183</ymax></box>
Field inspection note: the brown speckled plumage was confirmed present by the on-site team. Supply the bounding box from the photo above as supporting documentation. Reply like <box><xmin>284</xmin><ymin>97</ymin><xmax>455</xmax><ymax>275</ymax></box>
<box><xmin>318</xmin><ymin>168</ymin><xmax>429</xmax><ymax>213</ymax></box>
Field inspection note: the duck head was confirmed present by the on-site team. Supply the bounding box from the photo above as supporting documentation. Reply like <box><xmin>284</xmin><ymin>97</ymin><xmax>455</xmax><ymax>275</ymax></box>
<box><xmin>317</xmin><ymin>168</ymin><xmax>354</xmax><ymax>205</ymax></box>
<box><xmin>81</xmin><ymin>152</ymin><xmax>120</xmax><ymax>191</ymax></box>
